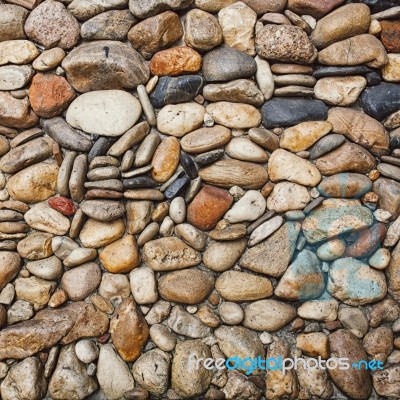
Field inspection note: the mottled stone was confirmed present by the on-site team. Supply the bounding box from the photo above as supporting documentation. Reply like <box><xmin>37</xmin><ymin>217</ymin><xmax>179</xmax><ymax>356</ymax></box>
<box><xmin>0</xmin><ymin>92</ymin><xmax>38</xmax><ymax>129</ymax></box>
<box><xmin>318</xmin><ymin>173</ymin><xmax>372</xmax><ymax>198</ymax></box>
<box><xmin>0</xmin><ymin>5</ymin><xmax>28</xmax><ymax>42</ymax></box>
<box><xmin>129</xmin><ymin>0</ymin><xmax>193</xmax><ymax>18</ymax></box>
<box><xmin>287</xmin><ymin>0</ymin><xmax>345</xmax><ymax>18</ymax></box>
<box><xmin>181</xmin><ymin>126</ymin><xmax>231</xmax><ymax>154</ymax></box>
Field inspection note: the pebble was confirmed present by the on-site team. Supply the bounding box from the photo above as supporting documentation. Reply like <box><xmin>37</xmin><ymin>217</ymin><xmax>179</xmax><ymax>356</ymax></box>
<box><xmin>317</xmin><ymin>239</ymin><xmax>346</xmax><ymax>261</ymax></box>
<box><xmin>0</xmin><ymin>4</ymin><xmax>28</xmax><ymax>42</ymax></box>
<box><xmin>150</xmin><ymin>324</ymin><xmax>176</xmax><ymax>351</ymax></box>
<box><xmin>0</xmin><ymin>40</ymin><xmax>40</xmax><ymax>66</ymax></box>
<box><xmin>130</xmin><ymin>266</ymin><xmax>158</xmax><ymax>304</ymax></box>
<box><xmin>369</xmin><ymin>248</ymin><xmax>391</xmax><ymax>269</ymax></box>
<box><xmin>81</xmin><ymin>200</ymin><xmax>125</xmax><ymax>222</ymax></box>
<box><xmin>318</xmin><ymin>173</ymin><xmax>372</xmax><ymax>199</ymax></box>
<box><xmin>75</xmin><ymin>339</ymin><xmax>99</xmax><ymax>364</ymax></box>
<box><xmin>267</xmin><ymin>181</ymin><xmax>310</xmax><ymax>213</ymax></box>
<box><xmin>225</xmin><ymin>190</ymin><xmax>266</xmax><ymax>223</ymax></box>
<box><xmin>151</xmin><ymin>137</ymin><xmax>180</xmax><ymax>183</ymax></box>
<box><xmin>219</xmin><ymin>302</ymin><xmax>244</xmax><ymax>325</ymax></box>
<box><xmin>168</xmin><ymin>305</ymin><xmax>210</xmax><ymax>338</ymax></box>
<box><xmin>203</xmin><ymin>239</ymin><xmax>246</xmax><ymax>272</ymax></box>
<box><xmin>0</xmin><ymin>66</ymin><xmax>33</xmax><ymax>91</ymax></box>
<box><xmin>79</xmin><ymin>218</ymin><xmax>125</xmax><ymax>248</ymax></box>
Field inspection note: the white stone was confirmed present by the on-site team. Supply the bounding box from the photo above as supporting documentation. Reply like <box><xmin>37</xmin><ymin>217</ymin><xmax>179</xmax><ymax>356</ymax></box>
<box><xmin>24</xmin><ymin>203</ymin><xmax>70</xmax><ymax>235</ymax></box>
<box><xmin>249</xmin><ymin>216</ymin><xmax>284</xmax><ymax>246</ymax></box>
<box><xmin>297</xmin><ymin>297</ymin><xmax>339</xmax><ymax>321</ymax></box>
<box><xmin>374</xmin><ymin>208</ymin><xmax>392</xmax><ymax>222</ymax></box>
<box><xmin>157</xmin><ymin>102</ymin><xmax>205</xmax><ymax>137</ymax></box>
<box><xmin>66</xmin><ymin>90</ymin><xmax>142</xmax><ymax>137</ymax></box>
<box><xmin>129</xmin><ymin>266</ymin><xmax>158</xmax><ymax>304</ymax></box>
<box><xmin>0</xmin><ymin>65</ymin><xmax>33</xmax><ymax>90</ymax></box>
<box><xmin>225</xmin><ymin>137</ymin><xmax>268</xmax><ymax>162</ymax></box>
<box><xmin>369</xmin><ymin>248</ymin><xmax>391</xmax><ymax>270</ymax></box>
<box><xmin>169</xmin><ymin>197</ymin><xmax>186</xmax><ymax>224</ymax></box>
<box><xmin>97</xmin><ymin>344</ymin><xmax>134</xmax><ymax>400</ymax></box>
<box><xmin>255</xmin><ymin>55</ymin><xmax>274</xmax><ymax>101</ymax></box>
<box><xmin>385</xmin><ymin>215</ymin><xmax>400</xmax><ymax>246</ymax></box>
<box><xmin>219</xmin><ymin>302</ymin><xmax>244</xmax><ymax>325</ymax></box>
<box><xmin>175</xmin><ymin>223</ymin><xmax>207</xmax><ymax>251</ymax></box>
<box><xmin>98</xmin><ymin>273</ymin><xmax>130</xmax><ymax>304</ymax></box>
<box><xmin>267</xmin><ymin>181</ymin><xmax>311</xmax><ymax>213</ymax></box>
<box><xmin>224</xmin><ymin>190</ymin><xmax>266</xmax><ymax>223</ymax></box>
<box><xmin>75</xmin><ymin>340</ymin><xmax>99</xmax><ymax>364</ymax></box>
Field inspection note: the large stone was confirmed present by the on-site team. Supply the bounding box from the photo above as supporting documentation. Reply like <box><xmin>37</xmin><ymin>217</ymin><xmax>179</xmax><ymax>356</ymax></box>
<box><xmin>25</xmin><ymin>203</ymin><xmax>70</xmax><ymax>235</ymax></box>
<box><xmin>318</xmin><ymin>173</ymin><xmax>372</xmax><ymax>198</ymax></box>
<box><xmin>7</xmin><ymin>163</ymin><xmax>58</xmax><ymax>204</ymax></box>
<box><xmin>268</xmin><ymin>149</ymin><xmax>321</xmax><ymax>187</ymax></box>
<box><xmin>374</xmin><ymin>178</ymin><xmax>400</xmax><ymax>216</ymax></box>
<box><xmin>328</xmin><ymin>329</ymin><xmax>372</xmax><ymax>400</ymax></box>
<box><xmin>318</xmin><ymin>34</ymin><xmax>388</xmax><ymax>68</ymax></box>
<box><xmin>0</xmin><ymin>251</ymin><xmax>21</xmax><ymax>291</ymax></box>
<box><xmin>240</xmin><ymin>222</ymin><xmax>301</xmax><ymax>277</ymax></box>
<box><xmin>256</xmin><ymin>24</ymin><xmax>317</xmax><ymax>64</ymax></box>
<box><xmin>129</xmin><ymin>0</ymin><xmax>193</xmax><ymax>18</ymax></box>
<box><xmin>327</xmin><ymin>107</ymin><xmax>389</xmax><ymax>155</ymax></box>
<box><xmin>143</xmin><ymin>237</ymin><xmax>201</xmax><ymax>271</ymax></box>
<box><xmin>327</xmin><ymin>257</ymin><xmax>387</xmax><ymax>305</ymax></box>
<box><xmin>302</xmin><ymin>199</ymin><xmax>374</xmax><ymax>243</ymax></box>
<box><xmin>62</xmin><ymin>41</ymin><xmax>149</xmax><ymax>92</ymax></box>
<box><xmin>287</xmin><ymin>0</ymin><xmax>345</xmax><ymax>18</ymax></box>
<box><xmin>0</xmin><ymin>65</ymin><xmax>33</xmax><ymax>91</ymax></box>
<box><xmin>373</xmin><ymin>365</ymin><xmax>400</xmax><ymax>397</ymax></box>
<box><xmin>0</xmin><ymin>40</ymin><xmax>40</xmax><ymax>66</ymax></box>
<box><xmin>311</xmin><ymin>3</ymin><xmax>370</xmax><ymax>49</ymax></box>
<box><xmin>0</xmin><ymin>92</ymin><xmax>38</xmax><ymax>129</ymax></box>
<box><xmin>24</xmin><ymin>0</ymin><xmax>80</xmax><ymax>49</ymax></box>
<box><xmin>0</xmin><ymin>4</ymin><xmax>28</xmax><ymax>42</ymax></box>
<box><xmin>110</xmin><ymin>297</ymin><xmax>149</xmax><ymax>362</ymax></box>
<box><xmin>79</xmin><ymin>219</ymin><xmax>125</xmax><ymax>248</ymax></box>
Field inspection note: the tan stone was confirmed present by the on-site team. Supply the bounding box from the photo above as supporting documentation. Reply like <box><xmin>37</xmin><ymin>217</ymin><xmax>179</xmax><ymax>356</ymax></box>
<box><xmin>79</xmin><ymin>218</ymin><xmax>125</xmax><ymax>248</ymax></box>
<box><xmin>0</xmin><ymin>92</ymin><xmax>38</xmax><ymax>129</ymax></box>
<box><xmin>297</xmin><ymin>332</ymin><xmax>329</xmax><ymax>359</ymax></box>
<box><xmin>0</xmin><ymin>40</ymin><xmax>40</xmax><ymax>66</ymax></box>
<box><xmin>151</xmin><ymin>137</ymin><xmax>180</xmax><ymax>183</ymax></box>
<box><xmin>382</xmin><ymin>53</ymin><xmax>400</xmax><ymax>82</ymax></box>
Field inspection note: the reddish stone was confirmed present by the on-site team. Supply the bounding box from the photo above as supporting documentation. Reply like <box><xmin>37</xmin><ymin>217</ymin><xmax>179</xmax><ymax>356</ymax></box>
<box><xmin>345</xmin><ymin>223</ymin><xmax>387</xmax><ymax>259</ymax></box>
<box><xmin>48</xmin><ymin>196</ymin><xmax>77</xmax><ymax>216</ymax></box>
<box><xmin>324</xmin><ymin>320</ymin><xmax>342</xmax><ymax>331</ymax></box>
<box><xmin>28</xmin><ymin>73</ymin><xmax>75</xmax><ymax>118</ymax></box>
<box><xmin>287</xmin><ymin>0</ymin><xmax>345</xmax><ymax>18</ymax></box>
<box><xmin>381</xmin><ymin>20</ymin><xmax>400</xmax><ymax>53</ymax></box>
<box><xmin>150</xmin><ymin>46</ymin><xmax>202</xmax><ymax>76</ymax></box>
<box><xmin>98</xmin><ymin>333</ymin><xmax>111</xmax><ymax>344</ymax></box>
<box><xmin>187</xmin><ymin>185</ymin><xmax>233</xmax><ymax>231</ymax></box>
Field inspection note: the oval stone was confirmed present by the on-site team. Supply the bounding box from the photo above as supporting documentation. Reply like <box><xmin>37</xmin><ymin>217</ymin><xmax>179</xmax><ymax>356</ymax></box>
<box><xmin>318</xmin><ymin>173</ymin><xmax>372</xmax><ymax>198</ymax></box>
<box><xmin>151</xmin><ymin>137</ymin><xmax>180</xmax><ymax>183</ymax></box>
<box><xmin>79</xmin><ymin>218</ymin><xmax>125</xmax><ymax>248</ymax></box>
<box><xmin>81</xmin><ymin>200</ymin><xmax>125</xmax><ymax>221</ymax></box>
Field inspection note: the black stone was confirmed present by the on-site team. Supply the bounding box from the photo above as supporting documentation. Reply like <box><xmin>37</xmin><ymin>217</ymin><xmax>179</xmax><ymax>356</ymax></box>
<box><xmin>365</xmin><ymin>71</ymin><xmax>382</xmax><ymax>86</ymax></box>
<box><xmin>312</xmin><ymin>66</ymin><xmax>372</xmax><ymax>79</ymax></box>
<box><xmin>150</xmin><ymin>75</ymin><xmax>204</xmax><ymax>108</ymax></box>
<box><xmin>347</xmin><ymin>0</ymin><xmax>400</xmax><ymax>13</ymax></box>
<box><xmin>309</xmin><ymin>134</ymin><xmax>346</xmax><ymax>160</ymax></box>
<box><xmin>360</xmin><ymin>82</ymin><xmax>400</xmax><ymax>120</ymax></box>
<box><xmin>122</xmin><ymin>176</ymin><xmax>158</xmax><ymax>189</ymax></box>
<box><xmin>41</xmin><ymin>117</ymin><xmax>92</xmax><ymax>152</ymax></box>
<box><xmin>261</xmin><ymin>98</ymin><xmax>328</xmax><ymax>128</ymax></box>
<box><xmin>202</xmin><ymin>46</ymin><xmax>257</xmax><ymax>82</ymax></box>
<box><xmin>194</xmin><ymin>149</ymin><xmax>225</xmax><ymax>166</ymax></box>
<box><xmin>164</xmin><ymin>176</ymin><xmax>190</xmax><ymax>199</ymax></box>
<box><xmin>180</xmin><ymin>152</ymin><xmax>198</xmax><ymax>179</ymax></box>
<box><xmin>88</xmin><ymin>137</ymin><xmax>112</xmax><ymax>163</ymax></box>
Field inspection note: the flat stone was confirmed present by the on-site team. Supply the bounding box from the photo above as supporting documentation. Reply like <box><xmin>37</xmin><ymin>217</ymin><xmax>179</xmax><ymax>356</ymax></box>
<box><xmin>243</xmin><ymin>299</ymin><xmax>297</xmax><ymax>331</ymax></box>
<box><xmin>66</xmin><ymin>90</ymin><xmax>141</xmax><ymax>137</ymax></box>
<box><xmin>315</xmin><ymin>142</ymin><xmax>376</xmax><ymax>175</ymax></box>
<box><xmin>67</xmin><ymin>0</ymin><xmax>128</xmax><ymax>20</ymax></box>
<box><xmin>318</xmin><ymin>34</ymin><xmax>388</xmax><ymax>68</ymax></box>
<box><xmin>171</xmin><ymin>339</ymin><xmax>212</xmax><ymax>398</ymax></box>
<box><xmin>110</xmin><ymin>297</ymin><xmax>149</xmax><ymax>362</ymax></box>
<box><xmin>0</xmin><ymin>40</ymin><xmax>40</xmax><ymax>66</ymax></box>
<box><xmin>0</xmin><ymin>4</ymin><xmax>28</xmax><ymax>42</ymax></box>
<box><xmin>287</xmin><ymin>0</ymin><xmax>345</xmax><ymax>18</ymax></box>
<box><xmin>159</xmin><ymin>269</ymin><xmax>214</xmax><ymax>304</ymax></box>
<box><xmin>143</xmin><ymin>237</ymin><xmax>201</xmax><ymax>271</ymax></box>
<box><xmin>81</xmin><ymin>10</ymin><xmax>136</xmax><ymax>40</ymax></box>
<box><xmin>202</xmin><ymin>46</ymin><xmax>257</xmax><ymax>82</ymax></box>
<box><xmin>240</xmin><ymin>222</ymin><xmax>301</xmax><ymax>277</ymax></box>
<box><xmin>302</xmin><ymin>199</ymin><xmax>373</xmax><ymax>243</ymax></box>
<box><xmin>313</xmin><ymin>65</ymin><xmax>372</xmax><ymax>78</ymax></box>
<box><xmin>267</xmin><ymin>182</ymin><xmax>311</xmax><ymax>213</ymax></box>
<box><xmin>216</xmin><ymin>270</ymin><xmax>273</xmax><ymax>301</ymax></box>
<box><xmin>181</xmin><ymin>125</ymin><xmax>231</xmax><ymax>154</ymax></box>
<box><xmin>206</xmin><ymin>101</ymin><xmax>261</xmax><ymax>129</ymax></box>
<box><xmin>225</xmin><ymin>190</ymin><xmax>266</xmax><ymax>223</ymax></box>
<box><xmin>128</xmin><ymin>11</ymin><xmax>183</xmax><ymax>59</ymax></box>
<box><xmin>203</xmin><ymin>239</ymin><xmax>246</xmax><ymax>271</ymax></box>
<box><xmin>62</xmin><ymin>41</ymin><xmax>149</xmax><ymax>92</ymax></box>
<box><xmin>256</xmin><ymin>24</ymin><xmax>317</xmax><ymax>64</ymax></box>
<box><xmin>199</xmin><ymin>159</ymin><xmax>269</xmax><ymax>189</ymax></box>
<box><xmin>184</xmin><ymin>9</ymin><xmax>222</xmax><ymax>51</ymax></box>
<box><xmin>360</xmin><ymin>82</ymin><xmax>400</xmax><ymax>120</ymax></box>
<box><xmin>24</xmin><ymin>0</ymin><xmax>80</xmax><ymax>49</ymax></box>
<box><xmin>0</xmin><ymin>92</ymin><xmax>38</xmax><ymax>129</ymax></box>
<box><xmin>129</xmin><ymin>0</ymin><xmax>193</xmax><ymax>18</ymax></box>
<box><xmin>249</xmin><ymin>215</ymin><xmax>284</xmax><ymax>246</ymax></box>
<box><xmin>79</xmin><ymin>218</ymin><xmax>125</xmax><ymax>248</ymax></box>
<box><xmin>314</xmin><ymin>76</ymin><xmax>367</xmax><ymax>106</ymax></box>
<box><xmin>150</xmin><ymin>75</ymin><xmax>203</xmax><ymax>108</ymax></box>
<box><xmin>318</xmin><ymin>173</ymin><xmax>372</xmax><ymax>198</ymax></box>
<box><xmin>275</xmin><ymin>249</ymin><xmax>324</xmax><ymax>301</ymax></box>
<box><xmin>311</xmin><ymin>3</ymin><xmax>370</xmax><ymax>49</ymax></box>
<box><xmin>157</xmin><ymin>102</ymin><xmax>205</xmax><ymax>137</ymax></box>
<box><xmin>0</xmin><ymin>66</ymin><xmax>33</xmax><ymax>91</ymax></box>
<box><xmin>261</xmin><ymin>97</ymin><xmax>328</xmax><ymax>128</ymax></box>
<box><xmin>218</xmin><ymin>2</ymin><xmax>257</xmax><ymax>55</ymax></box>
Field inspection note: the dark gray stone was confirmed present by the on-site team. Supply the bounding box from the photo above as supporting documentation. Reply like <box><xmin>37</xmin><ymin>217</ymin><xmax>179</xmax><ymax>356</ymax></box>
<box><xmin>122</xmin><ymin>176</ymin><xmax>158</xmax><ymax>189</ymax></box>
<box><xmin>261</xmin><ymin>98</ymin><xmax>328</xmax><ymax>128</ymax></box>
<box><xmin>312</xmin><ymin>66</ymin><xmax>372</xmax><ymax>79</ymax></box>
<box><xmin>164</xmin><ymin>176</ymin><xmax>190</xmax><ymax>199</ymax></box>
<box><xmin>180</xmin><ymin>153</ymin><xmax>198</xmax><ymax>179</ymax></box>
<box><xmin>309</xmin><ymin>134</ymin><xmax>346</xmax><ymax>160</ymax></box>
<box><xmin>194</xmin><ymin>150</ymin><xmax>224</xmax><ymax>167</ymax></box>
<box><xmin>88</xmin><ymin>137</ymin><xmax>112</xmax><ymax>163</ymax></box>
<box><xmin>348</xmin><ymin>0</ymin><xmax>400</xmax><ymax>12</ymax></box>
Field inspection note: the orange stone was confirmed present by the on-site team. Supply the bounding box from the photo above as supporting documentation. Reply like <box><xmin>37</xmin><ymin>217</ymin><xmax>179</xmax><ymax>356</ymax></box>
<box><xmin>28</xmin><ymin>73</ymin><xmax>75</xmax><ymax>118</ymax></box>
<box><xmin>151</xmin><ymin>136</ymin><xmax>180</xmax><ymax>183</ymax></box>
<box><xmin>150</xmin><ymin>46</ymin><xmax>202</xmax><ymax>76</ymax></box>
<box><xmin>187</xmin><ymin>185</ymin><xmax>233</xmax><ymax>231</ymax></box>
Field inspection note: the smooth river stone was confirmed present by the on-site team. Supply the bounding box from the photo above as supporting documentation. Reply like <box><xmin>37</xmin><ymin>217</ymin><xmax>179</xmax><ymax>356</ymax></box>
<box><xmin>0</xmin><ymin>66</ymin><xmax>33</xmax><ymax>91</ymax></box>
<box><xmin>378</xmin><ymin>163</ymin><xmax>400</xmax><ymax>182</ymax></box>
<box><xmin>7</xmin><ymin>163</ymin><xmax>58</xmax><ymax>204</ymax></box>
<box><xmin>142</xmin><ymin>237</ymin><xmax>201</xmax><ymax>271</ymax></box>
<box><xmin>327</xmin><ymin>257</ymin><xmax>387</xmax><ymax>306</ymax></box>
<box><xmin>280</xmin><ymin>121</ymin><xmax>332</xmax><ymax>152</ymax></box>
<box><xmin>318</xmin><ymin>34</ymin><xmax>388</xmax><ymax>68</ymax></box>
<box><xmin>157</xmin><ymin>103</ymin><xmax>205</xmax><ymax>137</ymax></box>
<box><xmin>309</xmin><ymin>134</ymin><xmax>346</xmax><ymax>160</ymax></box>
<box><xmin>180</xmin><ymin>125</ymin><xmax>231</xmax><ymax>154</ymax></box>
<box><xmin>199</xmin><ymin>159</ymin><xmax>269</xmax><ymax>189</ymax></box>
<box><xmin>267</xmin><ymin>182</ymin><xmax>311</xmax><ymax>213</ymax></box>
<box><xmin>302</xmin><ymin>199</ymin><xmax>374</xmax><ymax>243</ymax></box>
<box><xmin>373</xmin><ymin>178</ymin><xmax>400</xmax><ymax>216</ymax></box>
<box><xmin>206</xmin><ymin>102</ymin><xmax>261</xmax><ymax>129</ymax></box>
<box><xmin>256</xmin><ymin>24</ymin><xmax>317</xmax><ymax>64</ymax></box>
<box><xmin>129</xmin><ymin>0</ymin><xmax>193</xmax><ymax>18</ymax></box>
<box><xmin>268</xmin><ymin>149</ymin><xmax>321</xmax><ymax>187</ymax></box>
<box><xmin>261</xmin><ymin>97</ymin><xmax>328</xmax><ymax>128</ymax></box>
<box><xmin>66</xmin><ymin>90</ymin><xmax>141</xmax><ymax>137</ymax></box>
<box><xmin>79</xmin><ymin>218</ymin><xmax>125</xmax><ymax>248</ymax></box>
<box><xmin>81</xmin><ymin>200</ymin><xmax>125</xmax><ymax>221</ymax></box>
<box><xmin>287</xmin><ymin>0</ymin><xmax>345</xmax><ymax>18</ymax></box>
<box><xmin>240</xmin><ymin>222</ymin><xmax>301</xmax><ymax>277</ymax></box>
<box><xmin>360</xmin><ymin>82</ymin><xmax>400</xmax><ymax>120</ymax></box>
<box><xmin>327</xmin><ymin>107</ymin><xmax>389</xmax><ymax>156</ymax></box>
<box><xmin>61</xmin><ymin>41</ymin><xmax>149</xmax><ymax>92</ymax></box>
<box><xmin>315</xmin><ymin>142</ymin><xmax>376</xmax><ymax>175</ymax></box>
<box><xmin>225</xmin><ymin>137</ymin><xmax>268</xmax><ymax>163</ymax></box>
<box><xmin>0</xmin><ymin>40</ymin><xmax>40</xmax><ymax>66</ymax></box>
<box><xmin>151</xmin><ymin>137</ymin><xmax>180</xmax><ymax>183</ymax></box>
<box><xmin>318</xmin><ymin>173</ymin><xmax>372</xmax><ymax>198</ymax></box>
<box><xmin>25</xmin><ymin>203</ymin><xmax>70</xmax><ymax>235</ymax></box>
